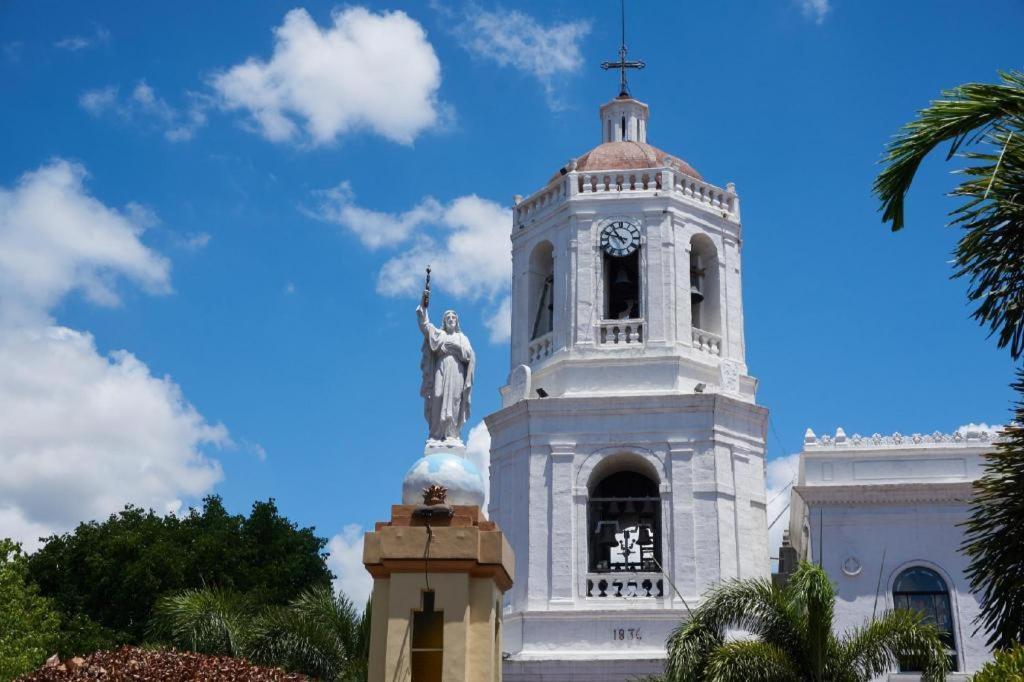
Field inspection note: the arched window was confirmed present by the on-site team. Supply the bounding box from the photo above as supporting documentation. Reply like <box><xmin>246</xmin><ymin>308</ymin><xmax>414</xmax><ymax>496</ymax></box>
<box><xmin>689</xmin><ymin>234</ymin><xmax>720</xmax><ymax>334</ymax></box>
<box><xmin>588</xmin><ymin>469</ymin><xmax>661</xmax><ymax>573</ymax></box>
<box><xmin>528</xmin><ymin>241</ymin><xmax>554</xmax><ymax>340</ymax></box>
<box><xmin>893</xmin><ymin>567</ymin><xmax>958</xmax><ymax>671</ymax></box>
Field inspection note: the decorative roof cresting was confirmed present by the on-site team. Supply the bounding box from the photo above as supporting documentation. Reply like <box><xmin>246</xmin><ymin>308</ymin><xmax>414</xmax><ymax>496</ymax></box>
<box><xmin>803</xmin><ymin>426</ymin><xmax>999</xmax><ymax>449</ymax></box>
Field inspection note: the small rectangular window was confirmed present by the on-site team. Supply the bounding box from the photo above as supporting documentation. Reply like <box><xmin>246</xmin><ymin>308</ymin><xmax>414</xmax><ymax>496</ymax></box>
<box><xmin>412</xmin><ymin>591</ymin><xmax>443</xmax><ymax>682</ymax></box>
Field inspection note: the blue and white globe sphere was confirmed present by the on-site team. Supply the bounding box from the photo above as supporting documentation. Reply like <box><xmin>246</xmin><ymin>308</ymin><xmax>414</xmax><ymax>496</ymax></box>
<box><xmin>402</xmin><ymin>452</ymin><xmax>486</xmax><ymax>507</ymax></box>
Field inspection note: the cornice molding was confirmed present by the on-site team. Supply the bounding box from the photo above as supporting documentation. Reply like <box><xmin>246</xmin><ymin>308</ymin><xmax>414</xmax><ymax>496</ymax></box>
<box><xmin>793</xmin><ymin>482</ymin><xmax>975</xmax><ymax>506</ymax></box>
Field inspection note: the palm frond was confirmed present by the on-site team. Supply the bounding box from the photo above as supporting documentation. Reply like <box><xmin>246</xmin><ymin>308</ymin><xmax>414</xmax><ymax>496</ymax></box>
<box><xmin>691</xmin><ymin>577</ymin><xmax>804</xmax><ymax>661</ymax></box>
<box><xmin>834</xmin><ymin>609</ymin><xmax>949</xmax><ymax>682</ymax></box>
<box><xmin>703</xmin><ymin>640</ymin><xmax>800</xmax><ymax>682</ymax></box>
<box><xmin>783</xmin><ymin>562</ymin><xmax>836</xmax><ymax>677</ymax></box>
<box><xmin>874</xmin><ymin>70</ymin><xmax>1024</xmax><ymax>358</ymax></box>
<box><xmin>874</xmin><ymin>70</ymin><xmax>1024</xmax><ymax>232</ymax></box>
<box><xmin>248</xmin><ymin>584</ymin><xmax>364</xmax><ymax>681</ymax></box>
<box><xmin>962</xmin><ymin>371</ymin><xmax>1024</xmax><ymax>649</ymax></box>
<box><xmin>664</xmin><ymin>614</ymin><xmax>724</xmax><ymax>682</ymax></box>
<box><xmin>148</xmin><ymin>588</ymin><xmax>254</xmax><ymax>657</ymax></box>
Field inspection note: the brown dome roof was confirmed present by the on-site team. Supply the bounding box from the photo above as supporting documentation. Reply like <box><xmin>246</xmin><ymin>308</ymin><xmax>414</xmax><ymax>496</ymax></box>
<box><xmin>551</xmin><ymin>141</ymin><xmax>701</xmax><ymax>183</ymax></box>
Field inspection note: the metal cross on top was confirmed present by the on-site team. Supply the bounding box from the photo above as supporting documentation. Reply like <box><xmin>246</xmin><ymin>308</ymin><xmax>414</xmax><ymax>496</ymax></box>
<box><xmin>601</xmin><ymin>0</ymin><xmax>645</xmax><ymax>97</ymax></box>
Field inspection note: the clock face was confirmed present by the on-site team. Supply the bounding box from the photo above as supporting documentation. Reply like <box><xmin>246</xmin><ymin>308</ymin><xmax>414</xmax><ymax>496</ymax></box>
<box><xmin>600</xmin><ymin>220</ymin><xmax>641</xmax><ymax>257</ymax></box>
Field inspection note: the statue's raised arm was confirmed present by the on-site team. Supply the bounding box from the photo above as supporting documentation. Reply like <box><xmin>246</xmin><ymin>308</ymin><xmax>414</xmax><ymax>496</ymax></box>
<box><xmin>416</xmin><ymin>271</ymin><xmax>474</xmax><ymax>449</ymax></box>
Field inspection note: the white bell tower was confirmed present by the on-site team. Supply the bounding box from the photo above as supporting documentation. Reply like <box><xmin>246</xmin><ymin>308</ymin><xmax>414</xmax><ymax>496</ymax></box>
<box><xmin>485</xmin><ymin>82</ymin><xmax>769</xmax><ymax>679</ymax></box>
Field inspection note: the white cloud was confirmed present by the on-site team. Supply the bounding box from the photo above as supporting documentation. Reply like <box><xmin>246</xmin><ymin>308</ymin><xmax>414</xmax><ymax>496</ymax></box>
<box><xmin>450</xmin><ymin>5</ymin><xmax>590</xmax><ymax>109</ymax></box>
<box><xmin>766</xmin><ymin>452</ymin><xmax>800</xmax><ymax>571</ymax></box>
<box><xmin>465</xmin><ymin>422</ymin><xmax>491</xmax><ymax>511</ymax></box>
<box><xmin>483</xmin><ymin>296</ymin><xmax>511</xmax><ymax>343</ymax></box>
<box><xmin>0</xmin><ymin>160</ymin><xmax>170</xmax><ymax>325</ymax></box>
<box><xmin>308</xmin><ymin>181</ymin><xmax>443</xmax><ymax>250</ymax></box>
<box><xmin>179</xmin><ymin>232</ymin><xmax>212</xmax><ymax>251</ymax></box>
<box><xmin>0</xmin><ymin>327</ymin><xmax>227</xmax><ymax>548</ymax></box>
<box><xmin>0</xmin><ymin>159</ymin><xmax>228</xmax><ymax>550</ymax></box>
<box><xmin>957</xmin><ymin>422</ymin><xmax>1004</xmax><ymax>437</ymax></box>
<box><xmin>308</xmin><ymin>183</ymin><xmax>511</xmax><ymax>340</ymax></box>
<box><xmin>212</xmin><ymin>7</ymin><xmax>443</xmax><ymax>146</ymax></box>
<box><xmin>79</xmin><ymin>86</ymin><xmax>118</xmax><ymax>115</ymax></box>
<box><xmin>55</xmin><ymin>25</ymin><xmax>110</xmax><ymax>52</ymax></box>
<box><xmin>795</xmin><ymin>0</ymin><xmax>830</xmax><ymax>24</ymax></box>
<box><xmin>79</xmin><ymin>81</ymin><xmax>208</xmax><ymax>142</ymax></box>
<box><xmin>375</xmin><ymin>195</ymin><xmax>510</xmax><ymax>301</ymax></box>
<box><xmin>328</xmin><ymin>524</ymin><xmax>372</xmax><ymax>607</ymax></box>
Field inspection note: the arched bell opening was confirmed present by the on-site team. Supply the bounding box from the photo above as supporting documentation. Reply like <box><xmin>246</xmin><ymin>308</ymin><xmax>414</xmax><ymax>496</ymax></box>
<box><xmin>689</xmin><ymin>233</ymin><xmax>720</xmax><ymax>334</ymax></box>
<box><xmin>587</xmin><ymin>460</ymin><xmax>661</xmax><ymax>574</ymax></box>
<box><xmin>528</xmin><ymin>240</ymin><xmax>555</xmax><ymax>340</ymax></box>
<box><xmin>603</xmin><ymin>250</ymin><xmax>640</xmax><ymax>320</ymax></box>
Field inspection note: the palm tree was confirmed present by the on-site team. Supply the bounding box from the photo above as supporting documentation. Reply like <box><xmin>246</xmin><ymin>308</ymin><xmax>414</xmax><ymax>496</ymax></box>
<box><xmin>874</xmin><ymin>70</ymin><xmax>1024</xmax><ymax>359</ymax></box>
<box><xmin>874</xmin><ymin>70</ymin><xmax>1024</xmax><ymax>650</ymax></box>
<box><xmin>148</xmin><ymin>588</ymin><xmax>254</xmax><ymax>657</ymax></box>
<box><xmin>664</xmin><ymin>562</ymin><xmax>949</xmax><ymax>682</ymax></box>
<box><xmin>248</xmin><ymin>585</ymin><xmax>368</xmax><ymax>681</ymax></box>
<box><xmin>150</xmin><ymin>585</ymin><xmax>369</xmax><ymax>681</ymax></box>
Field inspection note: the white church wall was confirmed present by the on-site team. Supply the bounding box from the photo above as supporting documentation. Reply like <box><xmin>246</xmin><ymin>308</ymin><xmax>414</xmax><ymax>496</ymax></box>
<box><xmin>486</xmin><ymin>393</ymin><xmax>768</xmax><ymax>662</ymax></box>
<box><xmin>790</xmin><ymin>430</ymin><xmax>997</xmax><ymax>677</ymax></box>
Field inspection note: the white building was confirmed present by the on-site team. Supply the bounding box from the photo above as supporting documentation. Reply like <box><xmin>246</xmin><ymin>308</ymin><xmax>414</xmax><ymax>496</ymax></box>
<box><xmin>787</xmin><ymin>427</ymin><xmax>998</xmax><ymax>680</ymax></box>
<box><xmin>485</xmin><ymin>91</ymin><xmax>770</xmax><ymax>680</ymax></box>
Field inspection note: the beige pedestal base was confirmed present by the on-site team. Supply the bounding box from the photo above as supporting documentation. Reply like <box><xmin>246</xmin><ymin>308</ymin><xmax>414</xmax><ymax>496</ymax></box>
<box><xmin>363</xmin><ymin>505</ymin><xmax>514</xmax><ymax>682</ymax></box>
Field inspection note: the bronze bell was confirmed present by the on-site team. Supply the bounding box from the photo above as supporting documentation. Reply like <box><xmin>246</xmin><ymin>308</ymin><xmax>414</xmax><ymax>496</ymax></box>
<box><xmin>596</xmin><ymin>522</ymin><xmax>619</xmax><ymax>547</ymax></box>
<box><xmin>637</xmin><ymin>525</ymin><xmax>654</xmax><ymax>546</ymax></box>
<box><xmin>613</xmin><ymin>268</ymin><xmax>633</xmax><ymax>293</ymax></box>
<box><xmin>690</xmin><ymin>283</ymin><xmax>704</xmax><ymax>304</ymax></box>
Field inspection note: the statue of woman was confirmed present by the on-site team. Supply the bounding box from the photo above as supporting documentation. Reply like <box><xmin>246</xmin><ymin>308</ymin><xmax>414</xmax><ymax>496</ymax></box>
<box><xmin>417</xmin><ymin>286</ymin><xmax>474</xmax><ymax>447</ymax></box>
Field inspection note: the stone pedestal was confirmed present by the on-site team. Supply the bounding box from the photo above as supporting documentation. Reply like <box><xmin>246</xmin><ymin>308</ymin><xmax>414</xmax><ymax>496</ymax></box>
<box><xmin>363</xmin><ymin>504</ymin><xmax>514</xmax><ymax>682</ymax></box>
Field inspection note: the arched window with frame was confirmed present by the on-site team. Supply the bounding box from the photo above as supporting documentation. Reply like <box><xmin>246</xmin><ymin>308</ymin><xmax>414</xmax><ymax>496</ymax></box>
<box><xmin>893</xmin><ymin>566</ymin><xmax>958</xmax><ymax>671</ymax></box>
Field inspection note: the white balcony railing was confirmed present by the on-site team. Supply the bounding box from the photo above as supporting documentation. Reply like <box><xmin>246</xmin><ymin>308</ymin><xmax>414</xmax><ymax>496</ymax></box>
<box><xmin>692</xmin><ymin>328</ymin><xmax>721</xmax><ymax>356</ymax></box>
<box><xmin>597</xmin><ymin>319</ymin><xmax>644</xmax><ymax>346</ymax></box>
<box><xmin>528</xmin><ymin>332</ymin><xmax>554</xmax><ymax>364</ymax></box>
<box><xmin>513</xmin><ymin>167</ymin><xmax>739</xmax><ymax>231</ymax></box>
<box><xmin>585</xmin><ymin>572</ymin><xmax>665</xmax><ymax>598</ymax></box>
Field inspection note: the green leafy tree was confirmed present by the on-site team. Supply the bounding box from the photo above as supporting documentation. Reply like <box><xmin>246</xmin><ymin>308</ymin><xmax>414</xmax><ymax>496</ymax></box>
<box><xmin>664</xmin><ymin>562</ymin><xmax>949</xmax><ymax>682</ymax></box>
<box><xmin>27</xmin><ymin>496</ymin><xmax>333</xmax><ymax>647</ymax></box>
<box><xmin>0</xmin><ymin>539</ymin><xmax>61</xmax><ymax>681</ymax></box>
<box><xmin>150</xmin><ymin>585</ymin><xmax>369</xmax><ymax>681</ymax></box>
<box><xmin>873</xmin><ymin>70</ymin><xmax>1024</xmax><ymax>650</ymax></box>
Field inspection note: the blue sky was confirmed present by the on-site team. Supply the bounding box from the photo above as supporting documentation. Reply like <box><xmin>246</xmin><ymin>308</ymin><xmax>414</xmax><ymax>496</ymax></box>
<box><xmin>1</xmin><ymin>0</ymin><xmax>1021</xmax><ymax>600</ymax></box>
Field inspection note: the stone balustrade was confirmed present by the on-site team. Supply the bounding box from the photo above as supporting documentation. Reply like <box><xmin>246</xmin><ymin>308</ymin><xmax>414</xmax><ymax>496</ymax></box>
<box><xmin>579</xmin><ymin>170</ymin><xmax>662</xmax><ymax>193</ymax></box>
<box><xmin>692</xmin><ymin>327</ymin><xmax>721</xmax><ymax>356</ymax></box>
<box><xmin>585</xmin><ymin>572</ymin><xmax>665</xmax><ymax>598</ymax></box>
<box><xmin>513</xmin><ymin>168</ymin><xmax>738</xmax><ymax>230</ymax></box>
<box><xmin>598</xmin><ymin>319</ymin><xmax>644</xmax><ymax>345</ymax></box>
<box><xmin>527</xmin><ymin>332</ymin><xmax>554</xmax><ymax>364</ymax></box>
